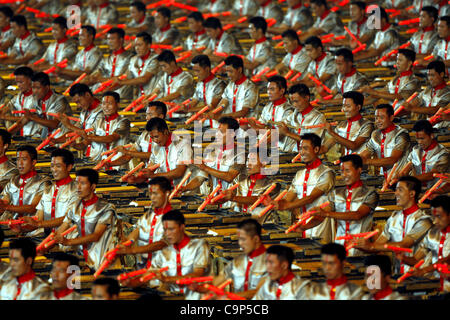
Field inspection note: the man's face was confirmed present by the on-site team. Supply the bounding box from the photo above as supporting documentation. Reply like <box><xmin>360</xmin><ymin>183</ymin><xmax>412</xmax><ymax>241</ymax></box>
<box><xmin>51</xmin><ymin>156</ymin><xmax>72</xmax><ymax>181</ymax></box>
<box><xmin>395</xmin><ymin>181</ymin><xmax>415</xmax><ymax>208</ymax></box>
<box><xmin>335</xmin><ymin>55</ymin><xmax>352</xmax><ymax>74</ymax></box>
<box><xmin>91</xmin><ymin>285</ymin><xmax>116</xmax><ymax>300</ymax></box>
<box><xmin>79</xmin><ymin>28</ymin><xmax>92</xmax><ymax>47</ymax></box>
<box><xmin>217</xmin><ymin>123</ymin><xmax>234</xmax><ymax>145</ymax></box>
<box><xmin>396</xmin><ymin>53</ymin><xmax>411</xmax><ymax>73</ymax></box>
<box><xmin>15</xmin><ymin>75</ymin><xmax>31</xmax><ymax>93</ymax></box>
<box><xmin>321</xmin><ymin>254</ymin><xmax>343</xmax><ymax>280</ymax></box>
<box><xmin>237</xmin><ymin>228</ymin><xmax>260</xmax><ymax>255</ymax></box>
<box><xmin>349</xmin><ymin>4</ymin><xmax>363</xmax><ymax>22</ymax></box>
<box><xmin>415</xmin><ymin>130</ymin><xmax>433</xmax><ymax>150</ymax></box>
<box><xmin>289</xmin><ymin>92</ymin><xmax>309</xmax><ymax>112</ymax></box>
<box><xmin>225</xmin><ymin>65</ymin><xmax>241</xmax><ymax>82</ymax></box>
<box><xmin>282</xmin><ymin>36</ymin><xmax>298</xmax><ymax>54</ymax></box>
<box><xmin>9</xmin><ymin>249</ymin><xmax>31</xmax><ymax>277</ymax></box>
<box><xmin>187</xmin><ymin>17</ymin><xmax>202</xmax><ymax>33</ymax></box>
<box><xmin>341</xmin><ymin>97</ymin><xmax>360</xmax><ymax>119</ymax></box>
<box><xmin>192</xmin><ymin>63</ymin><xmax>210</xmax><ymax>81</ymax></box>
<box><xmin>248</xmin><ymin>23</ymin><xmax>259</xmax><ymax>40</ymax></box>
<box><xmin>50</xmin><ymin>260</ymin><xmax>71</xmax><ymax>291</ymax></box>
<box><xmin>305</xmin><ymin>44</ymin><xmax>321</xmax><ymax>60</ymax></box>
<box><xmin>267</xmin><ymin>81</ymin><xmax>284</xmax><ymax>102</ymax></box>
<box><xmin>107</xmin><ymin>32</ymin><xmax>123</xmax><ymax>51</ymax></box>
<box><xmin>134</xmin><ymin>36</ymin><xmax>150</xmax><ymax>57</ymax></box>
<box><xmin>130</xmin><ymin>6</ymin><xmax>144</xmax><ymax>22</ymax></box>
<box><xmin>11</xmin><ymin>21</ymin><xmax>24</xmax><ymax>38</ymax></box>
<box><xmin>154</xmin><ymin>12</ymin><xmax>168</xmax><ymax>29</ymax></box>
<box><xmin>149</xmin><ymin>129</ymin><xmax>169</xmax><ymax>146</ymax></box>
<box><xmin>163</xmin><ymin>220</ymin><xmax>184</xmax><ymax>245</ymax></box>
<box><xmin>76</xmin><ymin>176</ymin><xmax>94</xmax><ymax>200</ymax></box>
<box><xmin>31</xmin><ymin>81</ymin><xmax>49</xmax><ymax>101</ymax></box>
<box><xmin>72</xmin><ymin>93</ymin><xmax>92</xmax><ymax>111</ymax></box>
<box><xmin>310</xmin><ymin>3</ymin><xmax>324</xmax><ymax>17</ymax></box>
<box><xmin>146</xmin><ymin>106</ymin><xmax>164</xmax><ymax>121</ymax></box>
<box><xmin>159</xmin><ymin>61</ymin><xmax>174</xmax><ymax>75</ymax></box>
<box><xmin>419</xmin><ymin>10</ymin><xmax>433</xmax><ymax>29</ymax></box>
<box><xmin>432</xmin><ymin>206</ymin><xmax>450</xmax><ymax>231</ymax></box>
<box><xmin>437</xmin><ymin>20</ymin><xmax>449</xmax><ymax>38</ymax></box>
<box><xmin>51</xmin><ymin>23</ymin><xmax>66</xmax><ymax>40</ymax></box>
<box><xmin>427</xmin><ymin>68</ymin><xmax>443</xmax><ymax>88</ymax></box>
<box><xmin>149</xmin><ymin>184</ymin><xmax>167</xmax><ymax>209</ymax></box>
<box><xmin>299</xmin><ymin>139</ymin><xmax>318</xmax><ymax>164</ymax></box>
<box><xmin>16</xmin><ymin>151</ymin><xmax>35</xmax><ymax>176</ymax></box>
<box><xmin>101</xmin><ymin>95</ymin><xmax>118</xmax><ymax>116</ymax></box>
<box><xmin>266</xmin><ymin>254</ymin><xmax>287</xmax><ymax>281</ymax></box>
<box><xmin>374</xmin><ymin>108</ymin><xmax>392</xmax><ymax>131</ymax></box>
<box><xmin>205</xmin><ymin>27</ymin><xmax>220</xmax><ymax>39</ymax></box>
<box><xmin>341</xmin><ymin>161</ymin><xmax>361</xmax><ymax>186</ymax></box>
<box><xmin>0</xmin><ymin>12</ymin><xmax>9</xmax><ymax>28</ymax></box>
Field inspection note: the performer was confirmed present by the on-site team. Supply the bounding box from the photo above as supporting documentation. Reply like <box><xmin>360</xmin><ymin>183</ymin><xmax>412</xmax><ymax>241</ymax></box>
<box><xmin>408</xmin><ymin>6</ymin><xmax>439</xmax><ymax>59</ymax></box>
<box><xmin>265</xmin><ymin>133</ymin><xmax>335</xmax><ymax>243</ymax></box>
<box><xmin>352</xmin><ymin>176</ymin><xmax>433</xmax><ymax>274</ymax></box>
<box><xmin>432</xmin><ymin>16</ymin><xmax>450</xmax><ymax>72</ymax></box>
<box><xmin>0</xmin><ymin>6</ymin><xmax>15</xmax><ymax>52</ymax></box>
<box><xmin>85</xmin><ymin>0</ymin><xmax>118</xmax><ymax>29</ymax></box>
<box><xmin>184</xmin><ymin>12</ymin><xmax>210</xmax><ymax>52</ymax></box>
<box><xmin>0</xmin><ymin>145</ymin><xmax>46</xmax><ymax>221</ymax></box>
<box><xmin>359</xmin><ymin>104</ymin><xmax>411</xmax><ymax>180</ymax></box>
<box><xmin>311</xmin><ymin>154</ymin><xmax>379</xmax><ymax>256</ymax></box>
<box><xmin>125</xmin><ymin>1</ymin><xmax>154</xmax><ymax>35</ymax></box>
<box><xmin>362</xmin><ymin>255</ymin><xmax>406</xmax><ymax>300</ymax></box>
<box><xmin>254</xmin><ymin>0</ymin><xmax>284</xmax><ymax>27</ymax></box>
<box><xmin>152</xmin><ymin>7</ymin><xmax>180</xmax><ymax>46</ymax></box>
<box><xmin>0</xmin><ymin>129</ymin><xmax>18</xmax><ymax>191</ymax></box>
<box><xmin>41</xmin><ymin>253</ymin><xmax>87</xmax><ymax>300</ymax></box>
<box><xmin>50</xmin><ymin>169</ymin><xmax>118</xmax><ymax>271</ymax></box>
<box><xmin>268</xmin><ymin>0</ymin><xmax>313</xmax><ymax>35</ymax></box>
<box><xmin>252</xmin><ymin>245</ymin><xmax>310</xmax><ymax>300</ymax></box>
<box><xmin>231</xmin><ymin>0</ymin><xmax>259</xmax><ymax>17</ymax></box>
<box><xmin>321</xmin><ymin>91</ymin><xmax>374</xmax><ymax>156</ymax></box>
<box><xmin>0</xmin><ymin>238</ymin><xmax>51</xmax><ymax>300</ymax></box>
<box><xmin>300</xmin><ymin>243</ymin><xmax>364</xmax><ymax>300</ymax></box>
<box><xmin>91</xmin><ymin>277</ymin><xmax>120</xmax><ymax>300</ymax></box>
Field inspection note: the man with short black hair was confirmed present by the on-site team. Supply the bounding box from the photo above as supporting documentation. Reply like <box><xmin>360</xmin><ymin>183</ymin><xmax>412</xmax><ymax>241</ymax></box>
<box><xmin>184</xmin><ymin>12</ymin><xmax>209</xmax><ymax>51</ymax></box>
<box><xmin>91</xmin><ymin>277</ymin><xmax>120</xmax><ymax>300</ymax></box>
<box><xmin>85</xmin><ymin>0</ymin><xmax>118</xmax><ymax>29</ymax></box>
<box><xmin>0</xmin><ymin>15</ymin><xmax>44</xmax><ymax>65</ymax></box>
<box><xmin>152</xmin><ymin>7</ymin><xmax>180</xmax><ymax>46</ymax></box>
<box><xmin>253</xmin><ymin>245</ymin><xmax>309</xmax><ymax>300</ymax></box>
<box><xmin>0</xmin><ymin>129</ymin><xmax>18</xmax><ymax>191</ymax></box>
<box><xmin>408</xmin><ymin>6</ymin><xmax>439</xmax><ymax>58</ymax></box>
<box><xmin>0</xmin><ymin>145</ymin><xmax>46</xmax><ymax>221</ymax></box>
<box><xmin>0</xmin><ymin>238</ymin><xmax>51</xmax><ymax>299</ymax></box>
<box><xmin>0</xmin><ymin>6</ymin><xmax>14</xmax><ymax>52</ymax></box>
<box><xmin>299</xmin><ymin>0</ymin><xmax>344</xmax><ymax>41</ymax></box>
<box><xmin>302</xmin><ymin>243</ymin><xmax>363</xmax><ymax>299</ymax></box>
<box><xmin>432</xmin><ymin>16</ymin><xmax>450</xmax><ymax>71</ymax></box>
<box><xmin>353</xmin><ymin>176</ymin><xmax>433</xmax><ymax>274</ymax></box>
<box><xmin>312</xmin><ymin>154</ymin><xmax>379</xmax><ymax>256</ymax></box>
<box><xmin>126</xmin><ymin>1</ymin><xmax>154</xmax><ymax>35</ymax></box>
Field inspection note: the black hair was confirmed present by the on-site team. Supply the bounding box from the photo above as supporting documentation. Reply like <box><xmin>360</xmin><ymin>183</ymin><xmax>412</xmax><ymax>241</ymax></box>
<box><xmin>51</xmin><ymin>148</ymin><xmax>75</xmax><ymax>166</ymax></box>
<box><xmin>11</xmin><ymin>15</ymin><xmax>27</xmax><ymax>28</ymax></box>
<box><xmin>378</xmin><ymin>7</ymin><xmax>389</xmax><ymax>23</ymax></box>
<box><xmin>31</xmin><ymin>72</ymin><xmax>50</xmax><ymax>86</ymax></box>
<box><xmin>364</xmin><ymin>254</ymin><xmax>392</xmax><ymax>276</ymax></box>
<box><xmin>376</xmin><ymin>103</ymin><xmax>394</xmax><ymax>116</ymax></box>
<box><xmin>304</xmin><ymin>36</ymin><xmax>323</xmax><ymax>49</ymax></box>
<box><xmin>412</xmin><ymin>120</ymin><xmax>434</xmax><ymax>135</ymax></box>
<box><xmin>76</xmin><ymin>168</ymin><xmax>99</xmax><ymax>185</ymax></box>
<box><xmin>156</xmin><ymin>7</ymin><xmax>171</xmax><ymax>19</ymax></box>
<box><xmin>13</xmin><ymin>66</ymin><xmax>34</xmax><ymax>79</ymax></box>
<box><xmin>350</xmin><ymin>1</ymin><xmax>366</xmax><ymax>10</ymax></box>
<box><xmin>191</xmin><ymin>54</ymin><xmax>211</xmax><ymax>69</ymax></box>
<box><xmin>430</xmin><ymin>195</ymin><xmax>450</xmax><ymax>215</ymax></box>
<box><xmin>148</xmin><ymin>101</ymin><xmax>167</xmax><ymax>118</ymax></box>
<box><xmin>343</xmin><ymin>91</ymin><xmax>364</xmax><ymax>108</ymax></box>
<box><xmin>10</xmin><ymin>238</ymin><xmax>36</xmax><ymax>262</ymax></box>
<box><xmin>426</xmin><ymin>60</ymin><xmax>446</xmax><ymax>75</ymax></box>
<box><xmin>69</xmin><ymin>83</ymin><xmax>93</xmax><ymax>97</ymax></box>
<box><xmin>421</xmin><ymin>6</ymin><xmax>438</xmax><ymax>23</ymax></box>
<box><xmin>398</xmin><ymin>48</ymin><xmax>416</xmax><ymax>63</ymax></box>
<box><xmin>157</xmin><ymin>50</ymin><xmax>176</xmax><ymax>63</ymax></box>
<box><xmin>136</xmin><ymin>31</ymin><xmax>152</xmax><ymax>44</ymax></box>
<box><xmin>310</xmin><ymin>0</ymin><xmax>328</xmax><ymax>8</ymax></box>
<box><xmin>249</xmin><ymin>16</ymin><xmax>267</xmax><ymax>34</ymax></box>
<box><xmin>148</xmin><ymin>176</ymin><xmax>173</xmax><ymax>192</ymax></box>
<box><xmin>188</xmin><ymin>11</ymin><xmax>204</xmax><ymax>22</ymax></box>
<box><xmin>107</xmin><ymin>27</ymin><xmax>125</xmax><ymax>39</ymax></box>
<box><xmin>17</xmin><ymin>145</ymin><xmax>37</xmax><ymax>161</ymax></box>
<box><xmin>300</xmin><ymin>133</ymin><xmax>322</xmax><ymax>148</ymax></box>
<box><xmin>281</xmin><ymin>29</ymin><xmax>300</xmax><ymax>43</ymax></box>
<box><xmin>321</xmin><ymin>243</ymin><xmax>346</xmax><ymax>261</ymax></box>
<box><xmin>237</xmin><ymin>219</ymin><xmax>262</xmax><ymax>238</ymax></box>
<box><xmin>81</xmin><ymin>25</ymin><xmax>96</xmax><ymax>38</ymax></box>
<box><xmin>218</xmin><ymin>116</ymin><xmax>240</xmax><ymax>131</ymax></box>
<box><xmin>92</xmin><ymin>278</ymin><xmax>120</xmax><ymax>296</ymax></box>
<box><xmin>266</xmin><ymin>245</ymin><xmax>294</xmax><ymax>268</ymax></box>
<box><xmin>146</xmin><ymin>117</ymin><xmax>169</xmax><ymax>133</ymax></box>
<box><xmin>53</xmin><ymin>252</ymin><xmax>79</xmax><ymax>267</ymax></box>
<box><xmin>268</xmin><ymin>75</ymin><xmax>287</xmax><ymax>92</ymax></box>
<box><xmin>439</xmin><ymin>16</ymin><xmax>450</xmax><ymax>28</ymax></box>
<box><xmin>288</xmin><ymin>83</ymin><xmax>310</xmax><ymax>97</ymax></box>
<box><xmin>103</xmin><ymin>91</ymin><xmax>120</xmax><ymax>103</ymax></box>
<box><xmin>130</xmin><ymin>1</ymin><xmax>146</xmax><ymax>12</ymax></box>
<box><xmin>0</xmin><ymin>6</ymin><xmax>14</xmax><ymax>19</ymax></box>
<box><xmin>397</xmin><ymin>176</ymin><xmax>422</xmax><ymax>202</ymax></box>
<box><xmin>203</xmin><ymin>17</ymin><xmax>222</xmax><ymax>29</ymax></box>
<box><xmin>340</xmin><ymin>154</ymin><xmax>363</xmax><ymax>169</ymax></box>
<box><xmin>52</xmin><ymin>16</ymin><xmax>67</xmax><ymax>30</ymax></box>
<box><xmin>335</xmin><ymin>48</ymin><xmax>354</xmax><ymax>63</ymax></box>
<box><xmin>224</xmin><ymin>55</ymin><xmax>244</xmax><ymax>71</ymax></box>
<box><xmin>161</xmin><ymin>209</ymin><xmax>185</xmax><ymax>225</ymax></box>
<box><xmin>0</xmin><ymin>128</ymin><xmax>11</xmax><ymax>146</ymax></box>
<box><xmin>0</xmin><ymin>228</ymin><xmax>4</xmax><ymax>248</ymax></box>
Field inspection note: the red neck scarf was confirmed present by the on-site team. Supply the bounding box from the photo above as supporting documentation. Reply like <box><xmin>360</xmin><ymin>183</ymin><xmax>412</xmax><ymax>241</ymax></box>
<box><xmin>174</xmin><ymin>234</ymin><xmax>190</xmax><ymax>251</ymax></box>
<box><xmin>315</xmin><ymin>52</ymin><xmax>327</xmax><ymax>63</ymax></box>
<box><xmin>57</xmin><ymin>37</ymin><xmax>68</xmax><ymax>44</ymax></box>
<box><xmin>381</xmin><ymin>23</ymin><xmax>391</xmax><ymax>32</ymax></box>
<box><xmin>20</xmin><ymin>30</ymin><xmax>31</xmax><ymax>40</ymax></box>
<box><xmin>422</xmin><ymin>26</ymin><xmax>435</xmax><ymax>32</ymax></box>
<box><xmin>105</xmin><ymin>113</ymin><xmax>119</xmax><ymax>122</ymax></box>
<box><xmin>424</xmin><ymin>139</ymin><xmax>438</xmax><ymax>152</ymax></box>
<box><xmin>0</xmin><ymin>155</ymin><xmax>8</xmax><ymax>165</ymax></box>
<box><xmin>433</xmin><ymin>82</ymin><xmax>446</xmax><ymax>91</ymax></box>
<box><xmin>154</xmin><ymin>203</ymin><xmax>172</xmax><ymax>216</ymax></box>
<box><xmin>160</xmin><ymin>24</ymin><xmax>171</xmax><ymax>33</ymax></box>
<box><xmin>235</xmin><ymin>75</ymin><xmax>247</xmax><ymax>85</ymax></box>
<box><xmin>403</xmin><ymin>203</ymin><xmax>419</xmax><ymax>217</ymax></box>
<box><xmin>202</xmin><ymin>73</ymin><xmax>215</xmax><ymax>84</ymax></box>
<box><xmin>254</xmin><ymin>36</ymin><xmax>267</xmax><ymax>44</ymax></box>
<box><xmin>291</xmin><ymin>45</ymin><xmax>302</xmax><ymax>55</ymax></box>
<box><xmin>381</xmin><ymin>123</ymin><xmax>396</xmax><ymax>135</ymax></box>
<box><xmin>23</xmin><ymin>89</ymin><xmax>33</xmax><ymax>97</ymax></box>
<box><xmin>273</xmin><ymin>97</ymin><xmax>287</xmax><ymax>106</ymax></box>
<box><xmin>56</xmin><ymin>176</ymin><xmax>72</xmax><ymax>187</ymax></box>
<box><xmin>344</xmin><ymin>68</ymin><xmax>357</xmax><ymax>78</ymax></box>
<box><xmin>373</xmin><ymin>285</ymin><xmax>393</xmax><ymax>300</ymax></box>
<box><xmin>301</xmin><ymin>104</ymin><xmax>313</xmax><ymax>116</ymax></box>
<box><xmin>112</xmin><ymin>47</ymin><xmax>125</xmax><ymax>56</ymax></box>
<box><xmin>320</xmin><ymin>9</ymin><xmax>331</xmax><ymax>20</ymax></box>
<box><xmin>347</xmin><ymin>180</ymin><xmax>363</xmax><ymax>191</ymax></box>
<box><xmin>1</xmin><ymin>24</ymin><xmax>10</xmax><ymax>32</ymax></box>
<box><xmin>53</xmin><ymin>288</ymin><xmax>74</xmax><ymax>299</ymax></box>
<box><xmin>82</xmin><ymin>194</ymin><xmax>98</xmax><ymax>207</ymax></box>
<box><xmin>170</xmin><ymin>67</ymin><xmax>183</xmax><ymax>79</ymax></box>
<box><xmin>306</xmin><ymin>158</ymin><xmax>322</xmax><ymax>170</ymax></box>
<box><xmin>20</xmin><ymin>170</ymin><xmax>37</xmax><ymax>181</ymax></box>
<box><xmin>84</xmin><ymin>44</ymin><xmax>95</xmax><ymax>52</ymax></box>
